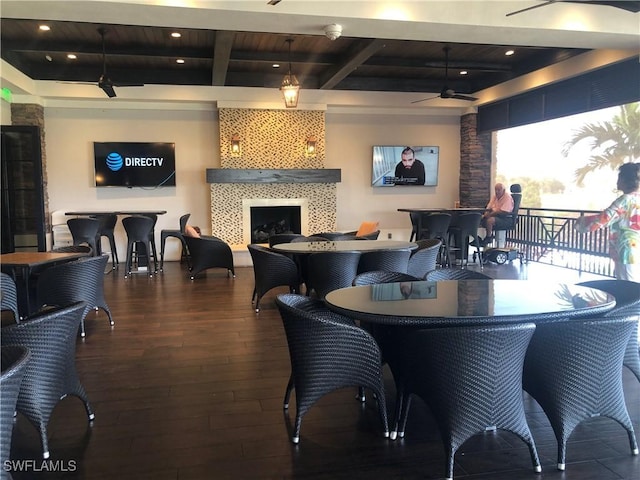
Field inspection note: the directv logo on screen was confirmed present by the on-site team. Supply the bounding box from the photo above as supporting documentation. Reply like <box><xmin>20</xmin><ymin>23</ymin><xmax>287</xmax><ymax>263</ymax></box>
<box><xmin>94</xmin><ymin>142</ymin><xmax>176</xmax><ymax>187</ymax></box>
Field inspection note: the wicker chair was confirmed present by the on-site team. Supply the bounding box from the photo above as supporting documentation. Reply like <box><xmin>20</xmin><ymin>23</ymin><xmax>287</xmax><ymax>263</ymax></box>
<box><xmin>420</xmin><ymin>213</ymin><xmax>452</xmax><ymax>266</ymax></box>
<box><xmin>275</xmin><ymin>293</ymin><xmax>389</xmax><ymax>444</ymax></box>
<box><xmin>267</xmin><ymin>233</ymin><xmax>305</xmax><ymax>247</ymax></box>
<box><xmin>50</xmin><ymin>245</ymin><xmax>93</xmax><ymax>254</ymax></box>
<box><xmin>1</xmin><ymin>345</ymin><xmax>30</xmax><ymax>480</ymax></box>
<box><xmin>447</xmin><ymin>212</ymin><xmax>482</xmax><ymax>268</ymax></box>
<box><xmin>247</xmin><ymin>244</ymin><xmax>300</xmax><ymax>312</ymax></box>
<box><xmin>353</xmin><ymin>270</ymin><xmax>422</xmax><ymax>286</ymax></box>
<box><xmin>160</xmin><ymin>213</ymin><xmax>191</xmax><ymax>271</ymax></box>
<box><xmin>407</xmin><ymin>239</ymin><xmax>441</xmax><ymax>279</ymax></box>
<box><xmin>357</xmin><ymin>249</ymin><xmax>412</xmax><ymax>275</ymax></box>
<box><xmin>67</xmin><ymin>217</ymin><xmax>100</xmax><ymax>256</ymax></box>
<box><xmin>1</xmin><ymin>302</ymin><xmax>94</xmax><ymax>459</ymax></box>
<box><xmin>577</xmin><ymin>279</ymin><xmax>640</xmax><ymax>383</ymax></box>
<box><xmin>523</xmin><ymin>315</ymin><xmax>638</xmax><ymax>471</ymax></box>
<box><xmin>425</xmin><ymin>268</ymin><xmax>492</xmax><ymax>281</ymax></box>
<box><xmin>1</xmin><ymin>272</ymin><xmax>20</xmax><ymax>322</ymax></box>
<box><xmin>306</xmin><ymin>251</ymin><xmax>361</xmax><ymax>299</ymax></box>
<box><xmin>394</xmin><ymin>323</ymin><xmax>541</xmax><ymax>480</ymax></box>
<box><xmin>184</xmin><ymin>235</ymin><xmax>235</xmax><ymax>280</ymax></box>
<box><xmin>290</xmin><ymin>235</ymin><xmax>330</xmax><ymax>243</ymax></box>
<box><xmin>122</xmin><ymin>215</ymin><xmax>157</xmax><ymax>278</ymax></box>
<box><xmin>93</xmin><ymin>213</ymin><xmax>119</xmax><ymax>268</ymax></box>
<box><xmin>35</xmin><ymin>254</ymin><xmax>114</xmax><ymax>338</ymax></box>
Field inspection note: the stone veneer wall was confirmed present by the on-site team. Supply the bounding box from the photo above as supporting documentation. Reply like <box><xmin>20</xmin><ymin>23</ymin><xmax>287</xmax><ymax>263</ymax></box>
<box><xmin>10</xmin><ymin>103</ymin><xmax>51</xmax><ymax>232</ymax></box>
<box><xmin>211</xmin><ymin>108</ymin><xmax>336</xmax><ymax>244</ymax></box>
<box><xmin>459</xmin><ymin>113</ymin><xmax>492</xmax><ymax>208</ymax></box>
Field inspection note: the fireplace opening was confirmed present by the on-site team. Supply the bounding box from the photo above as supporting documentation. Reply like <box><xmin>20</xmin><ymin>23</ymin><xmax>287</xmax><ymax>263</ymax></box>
<box><xmin>250</xmin><ymin>206</ymin><xmax>301</xmax><ymax>243</ymax></box>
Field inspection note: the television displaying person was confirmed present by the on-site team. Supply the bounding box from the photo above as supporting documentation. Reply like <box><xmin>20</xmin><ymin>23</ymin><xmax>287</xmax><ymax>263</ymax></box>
<box><xmin>394</xmin><ymin>146</ymin><xmax>425</xmax><ymax>185</ymax></box>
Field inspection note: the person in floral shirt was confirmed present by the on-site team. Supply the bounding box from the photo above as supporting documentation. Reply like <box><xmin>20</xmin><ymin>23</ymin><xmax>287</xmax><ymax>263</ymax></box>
<box><xmin>575</xmin><ymin>162</ymin><xmax>640</xmax><ymax>282</ymax></box>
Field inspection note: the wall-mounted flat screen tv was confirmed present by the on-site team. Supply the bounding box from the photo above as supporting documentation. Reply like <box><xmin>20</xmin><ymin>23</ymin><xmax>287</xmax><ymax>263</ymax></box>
<box><xmin>94</xmin><ymin>142</ymin><xmax>176</xmax><ymax>187</ymax></box>
<box><xmin>372</xmin><ymin>145</ymin><xmax>439</xmax><ymax>187</ymax></box>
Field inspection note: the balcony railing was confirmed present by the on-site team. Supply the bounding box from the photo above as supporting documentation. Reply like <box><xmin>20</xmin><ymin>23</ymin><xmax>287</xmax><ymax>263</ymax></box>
<box><xmin>504</xmin><ymin>207</ymin><xmax>614</xmax><ymax>277</ymax></box>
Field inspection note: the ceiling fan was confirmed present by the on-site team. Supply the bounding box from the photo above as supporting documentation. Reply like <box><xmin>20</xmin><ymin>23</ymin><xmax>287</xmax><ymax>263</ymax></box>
<box><xmin>411</xmin><ymin>47</ymin><xmax>478</xmax><ymax>104</ymax></box>
<box><xmin>95</xmin><ymin>27</ymin><xmax>143</xmax><ymax>98</ymax></box>
<box><xmin>506</xmin><ymin>1</ymin><xmax>640</xmax><ymax>17</ymax></box>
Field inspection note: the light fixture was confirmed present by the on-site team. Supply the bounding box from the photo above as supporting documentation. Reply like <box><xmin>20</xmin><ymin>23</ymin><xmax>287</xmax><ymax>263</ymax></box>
<box><xmin>280</xmin><ymin>39</ymin><xmax>300</xmax><ymax>108</ymax></box>
<box><xmin>230</xmin><ymin>134</ymin><xmax>241</xmax><ymax>155</ymax></box>
<box><xmin>67</xmin><ymin>54</ymin><xmax>77</xmax><ymax>60</ymax></box>
<box><xmin>505</xmin><ymin>49</ymin><xmax>515</xmax><ymax>56</ymax></box>
<box><xmin>171</xmin><ymin>32</ymin><xmax>182</xmax><ymax>38</ymax></box>
<box><xmin>39</xmin><ymin>25</ymin><xmax>50</xmax><ymax>31</ymax></box>
<box><xmin>176</xmin><ymin>59</ymin><xmax>185</xmax><ymax>64</ymax></box>
<box><xmin>305</xmin><ymin>136</ymin><xmax>317</xmax><ymax>156</ymax></box>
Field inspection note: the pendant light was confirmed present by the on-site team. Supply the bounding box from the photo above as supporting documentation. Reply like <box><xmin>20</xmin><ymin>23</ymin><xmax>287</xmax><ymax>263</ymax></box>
<box><xmin>280</xmin><ymin>39</ymin><xmax>299</xmax><ymax>108</ymax></box>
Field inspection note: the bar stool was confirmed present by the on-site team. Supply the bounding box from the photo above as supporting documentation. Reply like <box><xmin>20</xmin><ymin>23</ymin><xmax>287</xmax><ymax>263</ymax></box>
<box><xmin>447</xmin><ymin>212</ymin><xmax>482</xmax><ymax>268</ymax></box>
<box><xmin>420</xmin><ymin>213</ymin><xmax>452</xmax><ymax>267</ymax></box>
<box><xmin>139</xmin><ymin>213</ymin><xmax>159</xmax><ymax>269</ymax></box>
<box><xmin>93</xmin><ymin>214</ymin><xmax>119</xmax><ymax>269</ymax></box>
<box><xmin>160</xmin><ymin>213</ymin><xmax>191</xmax><ymax>271</ymax></box>
<box><xmin>67</xmin><ymin>217</ymin><xmax>100</xmax><ymax>255</ymax></box>
<box><xmin>122</xmin><ymin>216</ymin><xmax>156</xmax><ymax>278</ymax></box>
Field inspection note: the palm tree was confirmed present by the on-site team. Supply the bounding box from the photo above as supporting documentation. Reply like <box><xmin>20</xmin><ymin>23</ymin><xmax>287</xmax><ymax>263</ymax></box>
<box><xmin>562</xmin><ymin>102</ymin><xmax>640</xmax><ymax>186</ymax></box>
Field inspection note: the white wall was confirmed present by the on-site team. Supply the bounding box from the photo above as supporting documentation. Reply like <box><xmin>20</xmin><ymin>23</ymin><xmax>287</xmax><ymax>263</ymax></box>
<box><xmin>44</xmin><ymin>106</ymin><xmax>218</xmax><ymax>261</ymax></box>
<box><xmin>326</xmin><ymin>112</ymin><xmax>460</xmax><ymax>239</ymax></box>
<box><xmin>42</xmin><ymin>104</ymin><xmax>461</xmax><ymax>260</ymax></box>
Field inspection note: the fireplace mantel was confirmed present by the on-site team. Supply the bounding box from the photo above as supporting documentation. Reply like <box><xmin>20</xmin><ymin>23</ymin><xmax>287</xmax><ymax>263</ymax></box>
<box><xmin>206</xmin><ymin>168</ymin><xmax>341</xmax><ymax>184</ymax></box>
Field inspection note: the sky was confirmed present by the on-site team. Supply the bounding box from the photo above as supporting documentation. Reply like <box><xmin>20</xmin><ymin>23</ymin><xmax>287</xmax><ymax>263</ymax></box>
<box><xmin>496</xmin><ymin>105</ymin><xmax>622</xmax><ymax>209</ymax></box>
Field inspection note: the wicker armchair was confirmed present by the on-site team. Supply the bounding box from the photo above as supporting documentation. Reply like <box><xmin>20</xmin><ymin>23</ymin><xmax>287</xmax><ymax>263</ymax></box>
<box><xmin>1</xmin><ymin>346</ymin><xmax>30</xmax><ymax>480</ymax></box>
<box><xmin>523</xmin><ymin>315</ymin><xmax>638</xmax><ymax>470</ymax></box>
<box><xmin>577</xmin><ymin>279</ymin><xmax>640</xmax><ymax>383</ymax></box>
<box><xmin>184</xmin><ymin>235</ymin><xmax>235</xmax><ymax>280</ymax></box>
<box><xmin>122</xmin><ymin>215</ymin><xmax>157</xmax><ymax>278</ymax></box>
<box><xmin>394</xmin><ymin>323</ymin><xmax>541</xmax><ymax>480</ymax></box>
<box><xmin>275</xmin><ymin>293</ymin><xmax>389</xmax><ymax>444</ymax></box>
<box><xmin>352</xmin><ymin>270</ymin><xmax>422</xmax><ymax>286</ymax></box>
<box><xmin>1</xmin><ymin>272</ymin><xmax>20</xmax><ymax>322</ymax></box>
<box><xmin>247</xmin><ymin>244</ymin><xmax>300</xmax><ymax>312</ymax></box>
<box><xmin>267</xmin><ymin>233</ymin><xmax>305</xmax><ymax>247</ymax></box>
<box><xmin>407</xmin><ymin>239</ymin><xmax>441</xmax><ymax>279</ymax></box>
<box><xmin>425</xmin><ymin>268</ymin><xmax>492</xmax><ymax>281</ymax></box>
<box><xmin>1</xmin><ymin>302</ymin><xmax>94</xmax><ymax>459</ymax></box>
<box><xmin>306</xmin><ymin>251</ymin><xmax>361</xmax><ymax>299</ymax></box>
<box><xmin>357</xmin><ymin>249</ymin><xmax>411</xmax><ymax>275</ymax></box>
<box><xmin>35</xmin><ymin>254</ymin><xmax>114</xmax><ymax>337</ymax></box>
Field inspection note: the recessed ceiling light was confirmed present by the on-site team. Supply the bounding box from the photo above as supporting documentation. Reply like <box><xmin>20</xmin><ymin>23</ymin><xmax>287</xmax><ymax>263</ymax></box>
<box><xmin>171</xmin><ymin>32</ymin><xmax>181</xmax><ymax>38</ymax></box>
<box><xmin>176</xmin><ymin>59</ymin><xmax>185</xmax><ymax>64</ymax></box>
<box><xmin>45</xmin><ymin>55</ymin><xmax>53</xmax><ymax>62</ymax></box>
<box><xmin>459</xmin><ymin>70</ymin><xmax>468</xmax><ymax>75</ymax></box>
<box><xmin>505</xmin><ymin>49</ymin><xmax>515</xmax><ymax>56</ymax></box>
<box><xmin>67</xmin><ymin>54</ymin><xmax>77</xmax><ymax>60</ymax></box>
<box><xmin>39</xmin><ymin>25</ymin><xmax>50</xmax><ymax>31</ymax></box>
<box><xmin>272</xmin><ymin>63</ymin><xmax>280</xmax><ymax>68</ymax></box>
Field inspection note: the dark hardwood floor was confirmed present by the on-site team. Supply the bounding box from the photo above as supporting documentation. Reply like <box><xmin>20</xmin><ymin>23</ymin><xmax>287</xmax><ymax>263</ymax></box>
<box><xmin>6</xmin><ymin>259</ymin><xmax>640</xmax><ymax>480</ymax></box>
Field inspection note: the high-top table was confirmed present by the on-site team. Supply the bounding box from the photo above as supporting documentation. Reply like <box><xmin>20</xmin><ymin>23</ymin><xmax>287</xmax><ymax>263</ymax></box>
<box><xmin>398</xmin><ymin>207</ymin><xmax>486</xmax><ymax>242</ymax></box>
<box><xmin>325</xmin><ymin>279</ymin><xmax>616</xmax><ymax>326</ymax></box>
<box><xmin>65</xmin><ymin>210</ymin><xmax>167</xmax><ymax>216</ymax></box>
<box><xmin>1</xmin><ymin>251</ymin><xmax>90</xmax><ymax>316</ymax></box>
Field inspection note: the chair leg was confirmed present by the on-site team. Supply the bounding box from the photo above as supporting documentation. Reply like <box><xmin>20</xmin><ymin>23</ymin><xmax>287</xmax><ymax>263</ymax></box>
<box><xmin>283</xmin><ymin>374</ymin><xmax>294</xmax><ymax>409</ymax></box>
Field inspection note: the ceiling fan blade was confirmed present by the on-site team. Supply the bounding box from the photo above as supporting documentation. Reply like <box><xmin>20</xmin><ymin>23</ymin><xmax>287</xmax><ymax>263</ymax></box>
<box><xmin>112</xmin><ymin>82</ymin><xmax>145</xmax><ymax>87</ymax></box>
<box><xmin>411</xmin><ymin>95</ymin><xmax>440</xmax><ymax>104</ymax></box>
<box><xmin>450</xmin><ymin>93</ymin><xmax>478</xmax><ymax>101</ymax></box>
<box><xmin>100</xmin><ymin>84</ymin><xmax>117</xmax><ymax>98</ymax></box>
<box><xmin>506</xmin><ymin>0</ymin><xmax>558</xmax><ymax>16</ymax></box>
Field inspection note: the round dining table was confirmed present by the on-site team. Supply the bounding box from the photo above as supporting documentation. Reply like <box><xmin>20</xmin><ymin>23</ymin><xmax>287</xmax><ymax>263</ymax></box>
<box><xmin>270</xmin><ymin>239</ymin><xmax>417</xmax><ymax>254</ymax></box>
<box><xmin>325</xmin><ymin>279</ymin><xmax>616</xmax><ymax>327</ymax></box>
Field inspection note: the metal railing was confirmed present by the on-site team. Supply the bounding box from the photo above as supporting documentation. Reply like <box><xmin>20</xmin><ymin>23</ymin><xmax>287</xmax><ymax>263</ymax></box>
<box><xmin>504</xmin><ymin>207</ymin><xmax>614</xmax><ymax>277</ymax></box>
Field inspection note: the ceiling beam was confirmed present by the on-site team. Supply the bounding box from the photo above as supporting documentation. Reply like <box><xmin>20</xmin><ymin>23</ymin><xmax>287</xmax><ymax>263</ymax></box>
<box><xmin>319</xmin><ymin>38</ymin><xmax>386</xmax><ymax>90</ymax></box>
<box><xmin>212</xmin><ymin>30</ymin><xmax>234</xmax><ymax>86</ymax></box>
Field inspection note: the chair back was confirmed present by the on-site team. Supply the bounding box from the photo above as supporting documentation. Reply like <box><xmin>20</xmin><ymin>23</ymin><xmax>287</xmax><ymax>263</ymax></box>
<box><xmin>407</xmin><ymin>239</ymin><xmax>441</xmax><ymax>278</ymax></box>
<box><xmin>357</xmin><ymin>249</ymin><xmax>411</xmax><ymax>275</ymax></box>
<box><xmin>425</xmin><ymin>268</ymin><xmax>491</xmax><ymax>281</ymax></box>
<box><xmin>94</xmin><ymin>214</ymin><xmax>117</xmax><ymax>234</ymax></box>
<box><xmin>1</xmin><ymin>272</ymin><xmax>20</xmax><ymax>322</ymax></box>
<box><xmin>420</xmin><ymin>213</ymin><xmax>451</xmax><ymax>241</ymax></box>
<box><xmin>508</xmin><ymin>183</ymin><xmax>522</xmax><ymax>229</ymax></box>
<box><xmin>268</xmin><ymin>233</ymin><xmax>305</xmax><ymax>247</ymax></box>
<box><xmin>247</xmin><ymin>244</ymin><xmax>299</xmax><ymax>311</ymax></box>
<box><xmin>50</xmin><ymin>245</ymin><xmax>92</xmax><ymax>254</ymax></box>
<box><xmin>36</xmin><ymin>254</ymin><xmax>112</xmax><ymax>336</ymax></box>
<box><xmin>291</xmin><ymin>235</ymin><xmax>330</xmax><ymax>243</ymax></box>
<box><xmin>179</xmin><ymin>213</ymin><xmax>191</xmax><ymax>234</ymax></box>
<box><xmin>67</xmin><ymin>217</ymin><xmax>100</xmax><ymax>254</ymax></box>
<box><xmin>0</xmin><ymin>345</ymin><xmax>31</xmax><ymax>471</ymax></box>
<box><xmin>122</xmin><ymin>215</ymin><xmax>154</xmax><ymax>242</ymax></box>
<box><xmin>306</xmin><ymin>251</ymin><xmax>361</xmax><ymax>299</ymax></box>
<box><xmin>353</xmin><ymin>271</ymin><xmax>422</xmax><ymax>286</ymax></box>
<box><xmin>355</xmin><ymin>230</ymin><xmax>380</xmax><ymax>240</ymax></box>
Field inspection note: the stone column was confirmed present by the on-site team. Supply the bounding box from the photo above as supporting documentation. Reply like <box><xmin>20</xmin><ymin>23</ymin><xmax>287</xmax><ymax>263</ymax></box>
<box><xmin>459</xmin><ymin>113</ymin><xmax>491</xmax><ymax>207</ymax></box>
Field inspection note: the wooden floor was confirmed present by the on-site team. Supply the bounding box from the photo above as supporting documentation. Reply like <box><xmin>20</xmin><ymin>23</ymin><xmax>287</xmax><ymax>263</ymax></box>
<box><xmin>6</xmin><ymin>259</ymin><xmax>640</xmax><ymax>480</ymax></box>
